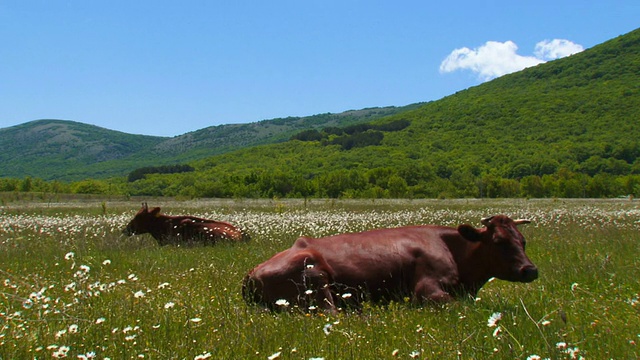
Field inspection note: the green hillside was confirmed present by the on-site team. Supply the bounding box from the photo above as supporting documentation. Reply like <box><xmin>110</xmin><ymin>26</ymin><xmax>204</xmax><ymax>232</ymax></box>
<box><xmin>125</xmin><ymin>28</ymin><xmax>640</xmax><ymax>199</ymax></box>
<box><xmin>0</xmin><ymin>106</ymin><xmax>419</xmax><ymax>181</ymax></box>
<box><xmin>0</xmin><ymin>120</ymin><xmax>167</xmax><ymax>180</ymax></box>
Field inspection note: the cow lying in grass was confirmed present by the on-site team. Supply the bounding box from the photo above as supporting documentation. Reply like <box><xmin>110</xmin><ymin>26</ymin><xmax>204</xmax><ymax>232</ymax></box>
<box><xmin>123</xmin><ymin>203</ymin><xmax>249</xmax><ymax>246</ymax></box>
<box><xmin>243</xmin><ymin>215</ymin><xmax>537</xmax><ymax>311</ymax></box>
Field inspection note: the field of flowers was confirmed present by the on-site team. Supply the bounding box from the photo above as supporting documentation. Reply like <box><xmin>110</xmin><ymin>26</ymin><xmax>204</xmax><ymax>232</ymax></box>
<box><xmin>1</xmin><ymin>198</ymin><xmax>639</xmax><ymax>359</ymax></box>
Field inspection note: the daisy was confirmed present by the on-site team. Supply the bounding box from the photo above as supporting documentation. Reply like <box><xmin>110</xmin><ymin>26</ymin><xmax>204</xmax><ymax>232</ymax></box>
<box><xmin>487</xmin><ymin>312</ymin><xmax>502</xmax><ymax>327</ymax></box>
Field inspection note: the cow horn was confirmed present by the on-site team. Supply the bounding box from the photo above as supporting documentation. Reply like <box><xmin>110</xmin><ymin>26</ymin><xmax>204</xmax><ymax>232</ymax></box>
<box><xmin>481</xmin><ymin>216</ymin><xmax>494</xmax><ymax>226</ymax></box>
<box><xmin>513</xmin><ymin>219</ymin><xmax>531</xmax><ymax>225</ymax></box>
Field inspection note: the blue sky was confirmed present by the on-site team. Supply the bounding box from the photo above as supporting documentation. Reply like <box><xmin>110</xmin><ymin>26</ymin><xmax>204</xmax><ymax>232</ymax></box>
<box><xmin>1</xmin><ymin>2</ymin><xmax>638</xmax><ymax>137</ymax></box>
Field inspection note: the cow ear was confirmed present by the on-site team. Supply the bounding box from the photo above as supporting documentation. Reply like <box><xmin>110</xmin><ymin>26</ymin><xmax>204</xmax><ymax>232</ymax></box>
<box><xmin>150</xmin><ymin>207</ymin><xmax>161</xmax><ymax>217</ymax></box>
<box><xmin>457</xmin><ymin>224</ymin><xmax>483</xmax><ymax>242</ymax></box>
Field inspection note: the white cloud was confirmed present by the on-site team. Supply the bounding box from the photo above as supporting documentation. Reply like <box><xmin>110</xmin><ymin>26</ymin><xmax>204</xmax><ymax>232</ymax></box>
<box><xmin>534</xmin><ymin>39</ymin><xmax>584</xmax><ymax>60</ymax></box>
<box><xmin>440</xmin><ymin>39</ymin><xmax>584</xmax><ymax>81</ymax></box>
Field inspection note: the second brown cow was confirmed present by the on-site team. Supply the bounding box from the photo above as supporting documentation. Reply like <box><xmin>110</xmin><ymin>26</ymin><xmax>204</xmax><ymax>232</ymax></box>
<box><xmin>123</xmin><ymin>204</ymin><xmax>249</xmax><ymax>246</ymax></box>
<box><xmin>243</xmin><ymin>215</ymin><xmax>537</xmax><ymax>311</ymax></box>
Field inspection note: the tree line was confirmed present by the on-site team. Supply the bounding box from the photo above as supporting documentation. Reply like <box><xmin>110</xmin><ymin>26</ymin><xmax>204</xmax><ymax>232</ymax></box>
<box><xmin>4</xmin><ymin>167</ymin><xmax>638</xmax><ymax>200</ymax></box>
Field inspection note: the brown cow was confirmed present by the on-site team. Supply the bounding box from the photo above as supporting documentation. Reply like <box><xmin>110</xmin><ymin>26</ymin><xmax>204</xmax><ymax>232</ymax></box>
<box><xmin>243</xmin><ymin>215</ymin><xmax>537</xmax><ymax>311</ymax></box>
<box><xmin>123</xmin><ymin>203</ymin><xmax>249</xmax><ymax>246</ymax></box>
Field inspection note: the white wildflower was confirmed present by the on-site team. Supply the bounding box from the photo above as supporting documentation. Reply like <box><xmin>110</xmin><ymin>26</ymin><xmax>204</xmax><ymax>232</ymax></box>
<box><xmin>194</xmin><ymin>352</ymin><xmax>212</xmax><ymax>360</ymax></box>
<box><xmin>52</xmin><ymin>345</ymin><xmax>70</xmax><ymax>358</ymax></box>
<box><xmin>492</xmin><ymin>326</ymin><xmax>502</xmax><ymax>337</ymax></box>
<box><xmin>64</xmin><ymin>282</ymin><xmax>76</xmax><ymax>292</ymax></box>
<box><xmin>571</xmin><ymin>282</ymin><xmax>579</xmax><ymax>291</ymax></box>
<box><xmin>275</xmin><ymin>299</ymin><xmax>289</xmax><ymax>307</ymax></box>
<box><xmin>487</xmin><ymin>312</ymin><xmax>502</xmax><ymax>327</ymax></box>
<box><xmin>565</xmin><ymin>346</ymin><xmax>580</xmax><ymax>359</ymax></box>
<box><xmin>22</xmin><ymin>299</ymin><xmax>33</xmax><ymax>309</ymax></box>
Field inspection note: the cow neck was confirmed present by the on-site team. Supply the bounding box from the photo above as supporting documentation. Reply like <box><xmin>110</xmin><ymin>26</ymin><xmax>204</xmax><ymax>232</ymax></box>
<box><xmin>445</xmin><ymin>229</ymin><xmax>492</xmax><ymax>297</ymax></box>
<box><xmin>148</xmin><ymin>215</ymin><xmax>170</xmax><ymax>241</ymax></box>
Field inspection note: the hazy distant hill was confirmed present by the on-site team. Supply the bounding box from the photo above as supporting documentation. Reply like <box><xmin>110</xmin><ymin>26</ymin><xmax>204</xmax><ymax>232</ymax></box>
<box><xmin>0</xmin><ymin>120</ymin><xmax>166</xmax><ymax>180</ymax></box>
<box><xmin>149</xmin><ymin>105</ymin><xmax>425</xmax><ymax>161</ymax></box>
<box><xmin>0</xmin><ymin>105</ymin><xmax>422</xmax><ymax>180</ymax></box>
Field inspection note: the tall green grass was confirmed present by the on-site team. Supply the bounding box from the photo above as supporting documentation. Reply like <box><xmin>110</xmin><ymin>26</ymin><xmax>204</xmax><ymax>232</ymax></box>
<box><xmin>1</xmin><ymin>199</ymin><xmax>638</xmax><ymax>359</ymax></box>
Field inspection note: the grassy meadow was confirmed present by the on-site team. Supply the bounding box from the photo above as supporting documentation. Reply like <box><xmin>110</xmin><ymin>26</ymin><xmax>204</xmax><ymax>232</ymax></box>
<box><xmin>1</xmin><ymin>198</ymin><xmax>639</xmax><ymax>359</ymax></box>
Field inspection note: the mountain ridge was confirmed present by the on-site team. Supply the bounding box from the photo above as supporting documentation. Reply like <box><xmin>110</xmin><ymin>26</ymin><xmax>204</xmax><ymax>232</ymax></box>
<box><xmin>0</xmin><ymin>105</ymin><xmax>423</xmax><ymax>180</ymax></box>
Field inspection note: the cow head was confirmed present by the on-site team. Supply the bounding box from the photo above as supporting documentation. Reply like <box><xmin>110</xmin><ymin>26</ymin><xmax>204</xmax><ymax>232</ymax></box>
<box><xmin>458</xmin><ymin>215</ymin><xmax>538</xmax><ymax>283</ymax></box>
<box><xmin>123</xmin><ymin>203</ymin><xmax>162</xmax><ymax>236</ymax></box>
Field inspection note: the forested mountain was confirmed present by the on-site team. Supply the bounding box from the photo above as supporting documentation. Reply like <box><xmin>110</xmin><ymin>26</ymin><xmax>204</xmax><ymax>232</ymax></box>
<box><xmin>0</xmin><ymin>120</ymin><xmax>166</xmax><ymax>180</ymax></box>
<box><xmin>123</xmin><ymin>28</ymin><xmax>640</xmax><ymax>199</ymax></box>
<box><xmin>0</xmin><ymin>106</ymin><xmax>420</xmax><ymax>181</ymax></box>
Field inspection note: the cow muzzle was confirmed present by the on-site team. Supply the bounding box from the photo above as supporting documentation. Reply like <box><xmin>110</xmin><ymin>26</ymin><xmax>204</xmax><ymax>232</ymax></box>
<box><xmin>123</xmin><ymin>227</ymin><xmax>134</xmax><ymax>236</ymax></box>
<box><xmin>519</xmin><ymin>265</ymin><xmax>539</xmax><ymax>283</ymax></box>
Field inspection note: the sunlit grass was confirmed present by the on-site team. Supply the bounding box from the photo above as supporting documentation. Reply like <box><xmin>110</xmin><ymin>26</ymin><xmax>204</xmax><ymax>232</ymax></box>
<box><xmin>1</xmin><ymin>198</ymin><xmax>639</xmax><ymax>359</ymax></box>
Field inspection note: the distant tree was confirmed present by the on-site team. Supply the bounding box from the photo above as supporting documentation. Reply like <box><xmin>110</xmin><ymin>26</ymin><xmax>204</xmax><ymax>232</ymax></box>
<box><xmin>520</xmin><ymin>175</ymin><xmax>545</xmax><ymax>198</ymax></box>
<box><xmin>387</xmin><ymin>175</ymin><xmax>408</xmax><ymax>198</ymax></box>
<box><xmin>71</xmin><ymin>179</ymin><xmax>108</xmax><ymax>194</ymax></box>
<box><xmin>373</xmin><ymin>119</ymin><xmax>410</xmax><ymax>132</ymax></box>
<box><xmin>128</xmin><ymin>164</ymin><xmax>195</xmax><ymax>182</ymax></box>
<box><xmin>322</xmin><ymin>126</ymin><xmax>344</xmax><ymax>136</ymax></box>
<box><xmin>20</xmin><ymin>177</ymin><xmax>32</xmax><ymax>192</ymax></box>
<box><xmin>343</xmin><ymin>123</ymin><xmax>372</xmax><ymax>135</ymax></box>
<box><xmin>0</xmin><ymin>178</ymin><xmax>19</xmax><ymax>192</ymax></box>
<box><xmin>291</xmin><ymin>129</ymin><xmax>323</xmax><ymax>142</ymax></box>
